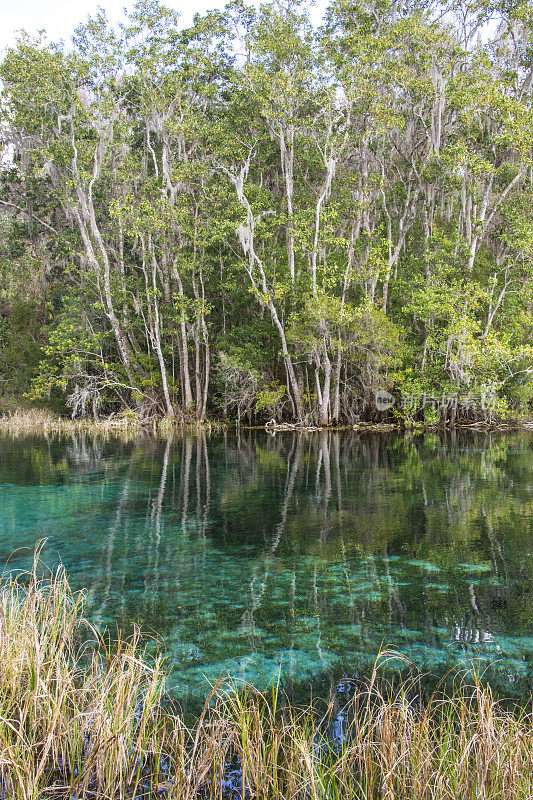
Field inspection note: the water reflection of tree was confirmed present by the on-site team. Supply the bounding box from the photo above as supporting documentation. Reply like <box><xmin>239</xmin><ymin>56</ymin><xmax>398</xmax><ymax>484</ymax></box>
<box><xmin>82</xmin><ymin>431</ymin><xmax>531</xmax><ymax>623</ymax></box>
<box><xmin>8</xmin><ymin>429</ymin><xmax>529</xmax><ymax>683</ymax></box>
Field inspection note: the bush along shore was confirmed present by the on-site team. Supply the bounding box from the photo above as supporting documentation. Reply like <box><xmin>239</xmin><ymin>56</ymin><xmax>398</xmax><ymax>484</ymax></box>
<box><xmin>1</xmin><ymin>559</ymin><xmax>533</xmax><ymax>799</ymax></box>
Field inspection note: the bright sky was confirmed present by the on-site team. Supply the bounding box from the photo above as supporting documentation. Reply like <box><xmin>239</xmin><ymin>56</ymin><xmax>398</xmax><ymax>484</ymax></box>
<box><xmin>0</xmin><ymin>0</ymin><xmax>225</xmax><ymax>53</ymax></box>
<box><xmin>1</xmin><ymin>0</ymin><xmax>326</xmax><ymax>54</ymax></box>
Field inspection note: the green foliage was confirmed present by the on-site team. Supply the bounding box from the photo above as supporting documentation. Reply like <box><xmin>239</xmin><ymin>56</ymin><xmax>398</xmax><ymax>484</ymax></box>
<box><xmin>256</xmin><ymin>382</ymin><xmax>286</xmax><ymax>414</ymax></box>
<box><xmin>0</xmin><ymin>0</ymin><xmax>531</xmax><ymax>425</ymax></box>
<box><xmin>0</xmin><ymin>301</ymin><xmax>45</xmax><ymax>408</ymax></box>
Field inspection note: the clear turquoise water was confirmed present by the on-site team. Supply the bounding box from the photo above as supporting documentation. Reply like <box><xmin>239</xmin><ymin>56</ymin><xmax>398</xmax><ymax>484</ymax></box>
<box><xmin>1</xmin><ymin>430</ymin><xmax>532</xmax><ymax>698</ymax></box>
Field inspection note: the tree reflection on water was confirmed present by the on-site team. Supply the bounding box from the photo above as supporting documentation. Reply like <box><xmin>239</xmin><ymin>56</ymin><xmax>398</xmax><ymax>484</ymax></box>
<box><xmin>0</xmin><ymin>429</ymin><xmax>531</xmax><ymax>698</ymax></box>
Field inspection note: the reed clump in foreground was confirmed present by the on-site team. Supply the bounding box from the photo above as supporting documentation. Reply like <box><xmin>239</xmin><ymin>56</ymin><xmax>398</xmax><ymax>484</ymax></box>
<box><xmin>1</xmin><ymin>563</ymin><xmax>532</xmax><ymax>800</ymax></box>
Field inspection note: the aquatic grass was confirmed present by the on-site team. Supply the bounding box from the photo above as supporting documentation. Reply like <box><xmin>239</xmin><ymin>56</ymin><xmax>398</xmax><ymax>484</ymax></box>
<box><xmin>0</xmin><ymin>408</ymin><xmax>226</xmax><ymax>437</ymax></box>
<box><xmin>0</xmin><ymin>408</ymin><xmax>144</xmax><ymax>437</ymax></box>
<box><xmin>0</xmin><ymin>558</ymin><xmax>532</xmax><ymax>799</ymax></box>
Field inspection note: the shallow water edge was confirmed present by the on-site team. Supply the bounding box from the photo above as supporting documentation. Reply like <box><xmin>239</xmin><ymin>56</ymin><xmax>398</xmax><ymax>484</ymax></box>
<box><xmin>1</xmin><ymin>564</ymin><xmax>532</xmax><ymax>800</ymax></box>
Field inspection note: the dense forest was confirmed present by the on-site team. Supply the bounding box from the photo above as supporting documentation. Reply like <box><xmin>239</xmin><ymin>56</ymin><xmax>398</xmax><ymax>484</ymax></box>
<box><xmin>0</xmin><ymin>0</ymin><xmax>532</xmax><ymax>425</ymax></box>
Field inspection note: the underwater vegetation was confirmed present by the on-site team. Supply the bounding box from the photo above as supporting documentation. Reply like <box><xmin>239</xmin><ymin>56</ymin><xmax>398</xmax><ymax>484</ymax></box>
<box><xmin>2</xmin><ymin>429</ymin><xmax>532</xmax><ymax>700</ymax></box>
<box><xmin>1</xmin><ymin>558</ymin><xmax>532</xmax><ymax>800</ymax></box>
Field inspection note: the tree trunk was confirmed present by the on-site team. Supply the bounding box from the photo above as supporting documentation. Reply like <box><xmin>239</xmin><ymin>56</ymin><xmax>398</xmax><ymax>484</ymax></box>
<box><xmin>149</xmin><ymin>248</ymin><xmax>174</xmax><ymax>417</ymax></box>
<box><xmin>172</xmin><ymin>268</ymin><xmax>194</xmax><ymax>411</ymax></box>
<box><xmin>318</xmin><ymin>344</ymin><xmax>332</xmax><ymax>427</ymax></box>
<box><xmin>332</xmin><ymin>346</ymin><xmax>342</xmax><ymax>423</ymax></box>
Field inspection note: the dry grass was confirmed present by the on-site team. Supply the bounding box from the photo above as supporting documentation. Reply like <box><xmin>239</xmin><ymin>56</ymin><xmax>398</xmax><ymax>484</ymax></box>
<box><xmin>0</xmin><ymin>408</ymin><xmax>142</xmax><ymax>436</ymax></box>
<box><xmin>0</xmin><ymin>408</ymin><xmax>224</xmax><ymax>437</ymax></box>
<box><xmin>0</xmin><ymin>556</ymin><xmax>532</xmax><ymax>799</ymax></box>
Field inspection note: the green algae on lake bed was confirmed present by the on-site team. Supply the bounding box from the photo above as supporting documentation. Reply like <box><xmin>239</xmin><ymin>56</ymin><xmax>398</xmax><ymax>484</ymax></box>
<box><xmin>0</xmin><ymin>428</ymin><xmax>532</xmax><ymax>700</ymax></box>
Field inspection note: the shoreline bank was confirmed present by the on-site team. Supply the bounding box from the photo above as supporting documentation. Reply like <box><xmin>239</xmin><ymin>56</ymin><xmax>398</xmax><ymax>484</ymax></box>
<box><xmin>1</xmin><ymin>407</ymin><xmax>532</xmax><ymax>437</ymax></box>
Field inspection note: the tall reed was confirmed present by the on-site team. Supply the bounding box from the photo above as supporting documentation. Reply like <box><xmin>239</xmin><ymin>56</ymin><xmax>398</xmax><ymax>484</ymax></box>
<box><xmin>0</xmin><ymin>557</ymin><xmax>531</xmax><ymax>799</ymax></box>
<box><xmin>0</xmin><ymin>408</ymin><xmax>142</xmax><ymax>437</ymax></box>
<box><xmin>0</xmin><ymin>408</ymin><xmax>226</xmax><ymax>437</ymax></box>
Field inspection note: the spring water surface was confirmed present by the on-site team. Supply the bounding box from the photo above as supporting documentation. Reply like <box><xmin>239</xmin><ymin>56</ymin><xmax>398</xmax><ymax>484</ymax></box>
<box><xmin>1</xmin><ymin>430</ymin><xmax>532</xmax><ymax>698</ymax></box>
